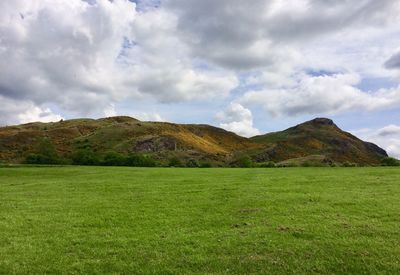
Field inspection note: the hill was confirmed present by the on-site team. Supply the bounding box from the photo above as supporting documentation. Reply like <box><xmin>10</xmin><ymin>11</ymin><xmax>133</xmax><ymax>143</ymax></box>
<box><xmin>251</xmin><ymin>118</ymin><xmax>388</xmax><ymax>165</ymax></box>
<box><xmin>0</xmin><ymin>116</ymin><xmax>388</xmax><ymax>166</ymax></box>
<box><xmin>0</xmin><ymin>116</ymin><xmax>259</xmax><ymax>166</ymax></box>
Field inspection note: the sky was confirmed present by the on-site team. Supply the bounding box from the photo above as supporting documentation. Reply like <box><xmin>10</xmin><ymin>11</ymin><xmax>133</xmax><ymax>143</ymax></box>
<box><xmin>1</xmin><ymin>0</ymin><xmax>400</xmax><ymax>158</ymax></box>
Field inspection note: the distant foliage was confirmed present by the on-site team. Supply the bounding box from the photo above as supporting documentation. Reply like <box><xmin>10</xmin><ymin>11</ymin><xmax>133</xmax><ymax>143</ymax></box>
<box><xmin>125</xmin><ymin>153</ymin><xmax>156</xmax><ymax>167</ymax></box>
<box><xmin>381</xmin><ymin>157</ymin><xmax>400</xmax><ymax>166</ymax></box>
<box><xmin>241</xmin><ymin>156</ymin><xmax>254</xmax><ymax>168</ymax></box>
<box><xmin>24</xmin><ymin>138</ymin><xmax>63</xmax><ymax>165</ymax></box>
<box><xmin>257</xmin><ymin>161</ymin><xmax>276</xmax><ymax>168</ymax></box>
<box><xmin>231</xmin><ymin>155</ymin><xmax>253</xmax><ymax>168</ymax></box>
<box><xmin>102</xmin><ymin>152</ymin><xmax>127</xmax><ymax>166</ymax></box>
<box><xmin>71</xmin><ymin>149</ymin><xmax>101</xmax><ymax>166</ymax></box>
<box><xmin>342</xmin><ymin>161</ymin><xmax>358</xmax><ymax>167</ymax></box>
<box><xmin>277</xmin><ymin>162</ymin><xmax>300</xmax><ymax>168</ymax></box>
<box><xmin>199</xmin><ymin>162</ymin><xmax>213</xmax><ymax>168</ymax></box>
<box><xmin>70</xmin><ymin>150</ymin><xmax>156</xmax><ymax>167</ymax></box>
<box><xmin>186</xmin><ymin>159</ymin><xmax>199</xmax><ymax>167</ymax></box>
<box><xmin>168</xmin><ymin>157</ymin><xmax>183</xmax><ymax>167</ymax></box>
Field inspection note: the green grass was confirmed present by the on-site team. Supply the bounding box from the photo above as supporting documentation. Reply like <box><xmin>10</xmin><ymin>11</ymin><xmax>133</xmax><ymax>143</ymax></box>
<box><xmin>1</xmin><ymin>167</ymin><xmax>399</xmax><ymax>274</ymax></box>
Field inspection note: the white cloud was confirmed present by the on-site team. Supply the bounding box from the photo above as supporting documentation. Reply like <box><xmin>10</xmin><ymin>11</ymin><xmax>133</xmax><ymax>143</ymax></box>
<box><xmin>0</xmin><ymin>0</ymin><xmax>135</xmax><ymax>117</ymax></box>
<box><xmin>352</xmin><ymin>125</ymin><xmax>400</xmax><ymax>158</ymax></box>
<box><xmin>216</xmin><ymin>103</ymin><xmax>260</xmax><ymax>137</ymax></box>
<box><xmin>0</xmin><ymin>96</ymin><xmax>62</xmax><ymax>125</ymax></box>
<box><xmin>0</xmin><ymin>0</ymin><xmax>238</xmax><ymax>124</ymax></box>
<box><xmin>18</xmin><ymin>107</ymin><xmax>63</xmax><ymax>124</ymax></box>
<box><xmin>1</xmin><ymin>0</ymin><xmax>400</xmax><ymax>127</ymax></box>
<box><xmin>240</xmin><ymin>73</ymin><xmax>400</xmax><ymax>117</ymax></box>
<box><xmin>165</xmin><ymin>0</ymin><xmax>400</xmax><ymax>122</ymax></box>
<box><xmin>103</xmin><ymin>104</ymin><xmax>117</xmax><ymax>117</ymax></box>
<box><xmin>166</xmin><ymin>0</ymin><xmax>400</xmax><ymax>71</ymax></box>
<box><xmin>102</xmin><ymin>102</ymin><xmax>166</xmax><ymax>122</ymax></box>
<box><xmin>124</xmin><ymin>7</ymin><xmax>238</xmax><ymax>102</ymax></box>
<box><xmin>130</xmin><ymin>112</ymin><xmax>166</xmax><ymax>122</ymax></box>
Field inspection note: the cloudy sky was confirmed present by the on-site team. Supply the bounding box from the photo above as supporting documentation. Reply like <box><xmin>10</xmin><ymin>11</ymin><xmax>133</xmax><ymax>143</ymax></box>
<box><xmin>1</xmin><ymin>0</ymin><xmax>400</xmax><ymax>157</ymax></box>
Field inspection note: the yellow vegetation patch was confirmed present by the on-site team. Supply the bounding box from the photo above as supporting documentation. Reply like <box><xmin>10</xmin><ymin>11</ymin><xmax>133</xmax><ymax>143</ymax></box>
<box><xmin>304</xmin><ymin>138</ymin><xmax>325</xmax><ymax>150</ymax></box>
<box><xmin>164</xmin><ymin>130</ymin><xmax>228</xmax><ymax>154</ymax></box>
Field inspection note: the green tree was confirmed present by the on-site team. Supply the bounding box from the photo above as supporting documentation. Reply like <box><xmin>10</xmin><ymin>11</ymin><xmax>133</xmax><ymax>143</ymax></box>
<box><xmin>199</xmin><ymin>162</ymin><xmax>212</xmax><ymax>168</ymax></box>
<box><xmin>235</xmin><ymin>155</ymin><xmax>253</xmax><ymax>168</ymax></box>
<box><xmin>126</xmin><ymin>154</ymin><xmax>156</xmax><ymax>167</ymax></box>
<box><xmin>25</xmin><ymin>138</ymin><xmax>61</xmax><ymax>164</ymax></box>
<box><xmin>186</xmin><ymin>159</ymin><xmax>199</xmax><ymax>167</ymax></box>
<box><xmin>381</xmin><ymin>157</ymin><xmax>400</xmax><ymax>166</ymax></box>
<box><xmin>342</xmin><ymin>161</ymin><xmax>357</xmax><ymax>167</ymax></box>
<box><xmin>102</xmin><ymin>152</ymin><xmax>127</xmax><ymax>166</ymax></box>
<box><xmin>258</xmin><ymin>161</ymin><xmax>276</xmax><ymax>168</ymax></box>
<box><xmin>70</xmin><ymin>149</ymin><xmax>101</xmax><ymax>165</ymax></box>
<box><xmin>168</xmin><ymin>157</ymin><xmax>183</xmax><ymax>167</ymax></box>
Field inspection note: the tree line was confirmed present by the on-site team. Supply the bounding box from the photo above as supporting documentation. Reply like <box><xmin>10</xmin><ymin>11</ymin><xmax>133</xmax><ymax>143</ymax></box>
<box><xmin>24</xmin><ymin>138</ymin><xmax>400</xmax><ymax>167</ymax></box>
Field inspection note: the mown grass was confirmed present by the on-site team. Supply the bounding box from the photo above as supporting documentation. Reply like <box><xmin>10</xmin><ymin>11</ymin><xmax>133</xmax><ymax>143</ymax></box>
<box><xmin>0</xmin><ymin>167</ymin><xmax>399</xmax><ymax>274</ymax></box>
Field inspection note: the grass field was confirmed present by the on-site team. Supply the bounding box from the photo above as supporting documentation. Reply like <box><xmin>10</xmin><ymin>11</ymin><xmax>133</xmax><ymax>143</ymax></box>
<box><xmin>1</xmin><ymin>167</ymin><xmax>399</xmax><ymax>274</ymax></box>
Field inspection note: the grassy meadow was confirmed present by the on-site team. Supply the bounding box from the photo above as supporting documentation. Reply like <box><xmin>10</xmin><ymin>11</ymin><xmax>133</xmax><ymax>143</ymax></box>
<box><xmin>0</xmin><ymin>166</ymin><xmax>399</xmax><ymax>274</ymax></box>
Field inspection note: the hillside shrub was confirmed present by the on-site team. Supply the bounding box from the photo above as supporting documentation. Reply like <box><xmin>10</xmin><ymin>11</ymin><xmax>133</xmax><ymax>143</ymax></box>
<box><xmin>102</xmin><ymin>152</ymin><xmax>126</xmax><ymax>166</ymax></box>
<box><xmin>25</xmin><ymin>154</ymin><xmax>55</xmax><ymax>165</ymax></box>
<box><xmin>168</xmin><ymin>157</ymin><xmax>183</xmax><ymax>167</ymax></box>
<box><xmin>125</xmin><ymin>154</ymin><xmax>156</xmax><ymax>167</ymax></box>
<box><xmin>231</xmin><ymin>155</ymin><xmax>253</xmax><ymax>168</ymax></box>
<box><xmin>24</xmin><ymin>138</ymin><xmax>62</xmax><ymax>164</ymax></box>
<box><xmin>199</xmin><ymin>162</ymin><xmax>212</xmax><ymax>168</ymax></box>
<box><xmin>381</xmin><ymin>157</ymin><xmax>400</xmax><ymax>166</ymax></box>
<box><xmin>257</xmin><ymin>161</ymin><xmax>276</xmax><ymax>168</ymax></box>
<box><xmin>71</xmin><ymin>149</ymin><xmax>101</xmax><ymax>165</ymax></box>
<box><xmin>69</xmin><ymin>150</ymin><xmax>157</xmax><ymax>167</ymax></box>
<box><xmin>186</xmin><ymin>159</ymin><xmax>199</xmax><ymax>167</ymax></box>
<box><xmin>277</xmin><ymin>162</ymin><xmax>300</xmax><ymax>168</ymax></box>
<box><xmin>342</xmin><ymin>161</ymin><xmax>357</xmax><ymax>167</ymax></box>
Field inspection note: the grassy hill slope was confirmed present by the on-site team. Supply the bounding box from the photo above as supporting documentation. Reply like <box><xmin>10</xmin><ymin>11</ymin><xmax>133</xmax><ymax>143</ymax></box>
<box><xmin>0</xmin><ymin>116</ymin><xmax>389</xmax><ymax>166</ymax></box>
<box><xmin>0</xmin><ymin>116</ymin><xmax>259</xmax><ymax>165</ymax></box>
